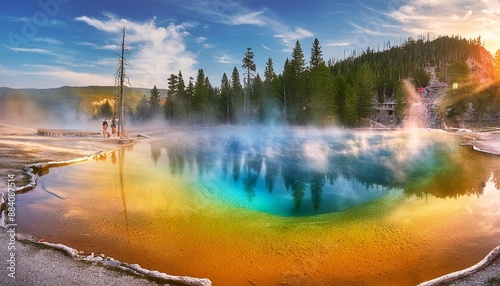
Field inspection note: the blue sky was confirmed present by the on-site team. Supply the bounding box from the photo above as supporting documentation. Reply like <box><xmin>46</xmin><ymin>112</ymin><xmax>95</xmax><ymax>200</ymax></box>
<box><xmin>1</xmin><ymin>0</ymin><xmax>500</xmax><ymax>88</ymax></box>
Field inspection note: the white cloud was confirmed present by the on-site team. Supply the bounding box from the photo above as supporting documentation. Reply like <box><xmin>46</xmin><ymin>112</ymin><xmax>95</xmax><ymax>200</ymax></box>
<box><xmin>385</xmin><ymin>0</ymin><xmax>500</xmax><ymax>53</ymax></box>
<box><xmin>0</xmin><ymin>64</ymin><xmax>21</xmax><ymax>77</ymax></box>
<box><xmin>184</xmin><ymin>0</ymin><xmax>266</xmax><ymax>26</ymax></box>
<box><xmin>324</xmin><ymin>41</ymin><xmax>352</xmax><ymax>47</ymax></box>
<box><xmin>228</xmin><ymin>11</ymin><xmax>266</xmax><ymax>26</ymax></box>
<box><xmin>77</xmin><ymin>42</ymin><xmax>119</xmax><ymax>50</ymax></box>
<box><xmin>33</xmin><ymin>37</ymin><xmax>63</xmax><ymax>45</ymax></box>
<box><xmin>347</xmin><ymin>20</ymin><xmax>401</xmax><ymax>37</ymax></box>
<box><xmin>0</xmin><ymin>64</ymin><xmax>110</xmax><ymax>88</ymax></box>
<box><xmin>196</xmin><ymin>36</ymin><xmax>207</xmax><ymax>43</ymax></box>
<box><xmin>75</xmin><ymin>15</ymin><xmax>124</xmax><ymax>33</ymax></box>
<box><xmin>94</xmin><ymin>57</ymin><xmax>118</xmax><ymax>66</ymax></box>
<box><xmin>76</xmin><ymin>14</ymin><xmax>198</xmax><ymax>88</ymax></box>
<box><xmin>261</xmin><ymin>43</ymin><xmax>273</xmax><ymax>51</ymax></box>
<box><xmin>102</xmin><ymin>44</ymin><xmax>120</xmax><ymax>50</ymax></box>
<box><xmin>195</xmin><ymin>37</ymin><xmax>214</xmax><ymax>48</ymax></box>
<box><xmin>184</xmin><ymin>1</ymin><xmax>314</xmax><ymax>52</ymax></box>
<box><xmin>274</xmin><ymin>27</ymin><xmax>314</xmax><ymax>52</ymax></box>
<box><xmin>6</xmin><ymin>46</ymin><xmax>53</xmax><ymax>54</ymax></box>
<box><xmin>465</xmin><ymin>10</ymin><xmax>473</xmax><ymax>19</ymax></box>
<box><xmin>215</xmin><ymin>54</ymin><xmax>239</xmax><ymax>64</ymax></box>
<box><xmin>36</xmin><ymin>68</ymin><xmax>110</xmax><ymax>86</ymax></box>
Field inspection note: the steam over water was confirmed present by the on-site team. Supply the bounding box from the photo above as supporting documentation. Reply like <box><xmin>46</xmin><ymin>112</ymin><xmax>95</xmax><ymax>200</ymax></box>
<box><xmin>15</xmin><ymin>127</ymin><xmax>500</xmax><ymax>285</ymax></box>
<box><xmin>153</xmin><ymin>127</ymin><xmax>453</xmax><ymax>216</ymax></box>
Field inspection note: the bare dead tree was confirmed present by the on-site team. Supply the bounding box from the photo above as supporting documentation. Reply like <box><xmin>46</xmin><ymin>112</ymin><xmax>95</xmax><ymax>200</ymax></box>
<box><xmin>115</xmin><ymin>24</ymin><xmax>130</xmax><ymax>138</ymax></box>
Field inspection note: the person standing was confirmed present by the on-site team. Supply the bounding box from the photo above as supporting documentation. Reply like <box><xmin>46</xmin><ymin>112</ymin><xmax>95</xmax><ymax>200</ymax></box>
<box><xmin>102</xmin><ymin>118</ymin><xmax>108</xmax><ymax>138</ymax></box>
<box><xmin>111</xmin><ymin>117</ymin><xmax>117</xmax><ymax>138</ymax></box>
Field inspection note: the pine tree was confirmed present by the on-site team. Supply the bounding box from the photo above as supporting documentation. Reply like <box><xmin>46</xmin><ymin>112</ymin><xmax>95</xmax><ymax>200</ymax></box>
<box><xmin>264</xmin><ymin>57</ymin><xmax>276</xmax><ymax>84</ymax></box>
<box><xmin>449</xmin><ymin>61</ymin><xmax>470</xmax><ymax>83</ymax></box>
<box><xmin>176</xmin><ymin>71</ymin><xmax>187</xmax><ymax>124</ymax></box>
<box><xmin>288</xmin><ymin>40</ymin><xmax>308</xmax><ymax>124</ymax></box>
<box><xmin>262</xmin><ymin>58</ymin><xmax>281</xmax><ymax>124</ymax></box>
<box><xmin>281</xmin><ymin>58</ymin><xmax>292</xmax><ymax>120</ymax></box>
<box><xmin>344</xmin><ymin>85</ymin><xmax>358</xmax><ymax>127</ymax></box>
<box><xmin>443</xmin><ymin>89</ymin><xmax>468</xmax><ymax>127</ymax></box>
<box><xmin>441</xmin><ymin>61</ymin><xmax>471</xmax><ymax>127</ymax></box>
<box><xmin>167</xmin><ymin>74</ymin><xmax>178</xmax><ymax>95</ymax></box>
<box><xmin>308</xmin><ymin>38</ymin><xmax>334</xmax><ymax>124</ymax></box>
<box><xmin>494</xmin><ymin>49</ymin><xmax>500</xmax><ymax>79</ymax></box>
<box><xmin>291</xmin><ymin>40</ymin><xmax>306</xmax><ymax>76</ymax></box>
<box><xmin>310</xmin><ymin>38</ymin><xmax>324</xmax><ymax>69</ymax></box>
<box><xmin>193</xmin><ymin>69</ymin><xmax>209</xmax><ymax>124</ymax></box>
<box><xmin>205</xmin><ymin>76</ymin><xmax>216</xmax><ymax>123</ymax></box>
<box><xmin>250</xmin><ymin>73</ymin><xmax>264</xmax><ymax>123</ymax></box>
<box><xmin>354</xmin><ymin>63</ymin><xmax>376</xmax><ymax>120</ymax></box>
<box><xmin>242</xmin><ymin>47</ymin><xmax>256</xmax><ymax>123</ymax></box>
<box><xmin>470</xmin><ymin>74</ymin><xmax>489</xmax><ymax>124</ymax></box>
<box><xmin>135</xmin><ymin>95</ymin><xmax>149</xmax><ymax>122</ymax></box>
<box><xmin>333</xmin><ymin>72</ymin><xmax>348</xmax><ymax>123</ymax></box>
<box><xmin>413</xmin><ymin>68</ymin><xmax>431</xmax><ymax>87</ymax></box>
<box><xmin>186</xmin><ymin>77</ymin><xmax>194</xmax><ymax>125</ymax></box>
<box><xmin>220</xmin><ymin>73</ymin><xmax>231</xmax><ymax>124</ymax></box>
<box><xmin>149</xmin><ymin>85</ymin><xmax>161</xmax><ymax>118</ymax></box>
<box><xmin>165</xmin><ymin>74</ymin><xmax>178</xmax><ymax>122</ymax></box>
<box><xmin>309</xmin><ymin>65</ymin><xmax>335</xmax><ymax>124</ymax></box>
<box><xmin>99</xmin><ymin>99</ymin><xmax>113</xmax><ymax>118</ymax></box>
<box><xmin>230</xmin><ymin>67</ymin><xmax>244</xmax><ymax>124</ymax></box>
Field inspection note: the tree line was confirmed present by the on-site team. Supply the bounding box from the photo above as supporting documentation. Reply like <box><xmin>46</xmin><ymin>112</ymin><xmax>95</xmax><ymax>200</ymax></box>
<box><xmin>126</xmin><ymin>35</ymin><xmax>499</xmax><ymax>127</ymax></box>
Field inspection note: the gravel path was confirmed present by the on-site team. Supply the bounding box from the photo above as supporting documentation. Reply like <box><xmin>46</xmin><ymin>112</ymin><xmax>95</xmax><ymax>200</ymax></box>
<box><xmin>447</xmin><ymin>256</ymin><xmax>500</xmax><ymax>286</ymax></box>
<box><xmin>0</xmin><ymin>230</ymin><xmax>161</xmax><ymax>286</ymax></box>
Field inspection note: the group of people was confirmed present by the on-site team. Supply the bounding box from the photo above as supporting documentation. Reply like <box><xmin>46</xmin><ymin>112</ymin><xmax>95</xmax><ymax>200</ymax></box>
<box><xmin>102</xmin><ymin>117</ymin><xmax>118</xmax><ymax>138</ymax></box>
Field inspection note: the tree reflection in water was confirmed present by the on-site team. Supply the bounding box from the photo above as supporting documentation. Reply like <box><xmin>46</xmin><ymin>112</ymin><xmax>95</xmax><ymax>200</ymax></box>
<box><xmin>149</xmin><ymin>130</ymin><xmax>499</xmax><ymax>216</ymax></box>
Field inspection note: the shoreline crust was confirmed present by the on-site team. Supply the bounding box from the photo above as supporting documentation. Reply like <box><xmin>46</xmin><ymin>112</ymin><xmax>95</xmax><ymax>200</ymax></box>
<box><xmin>0</xmin><ymin>131</ymin><xmax>212</xmax><ymax>286</ymax></box>
<box><xmin>418</xmin><ymin>245</ymin><xmax>500</xmax><ymax>286</ymax></box>
<box><xmin>1</xmin><ymin>125</ymin><xmax>499</xmax><ymax>285</ymax></box>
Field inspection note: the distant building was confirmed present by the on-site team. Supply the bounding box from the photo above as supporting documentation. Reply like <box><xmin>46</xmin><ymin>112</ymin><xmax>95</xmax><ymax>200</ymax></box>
<box><xmin>373</xmin><ymin>102</ymin><xmax>397</xmax><ymax>125</ymax></box>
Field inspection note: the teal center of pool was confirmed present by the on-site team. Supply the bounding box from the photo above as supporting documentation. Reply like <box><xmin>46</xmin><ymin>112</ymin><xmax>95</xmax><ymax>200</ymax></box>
<box><xmin>152</xmin><ymin>129</ymin><xmax>453</xmax><ymax>216</ymax></box>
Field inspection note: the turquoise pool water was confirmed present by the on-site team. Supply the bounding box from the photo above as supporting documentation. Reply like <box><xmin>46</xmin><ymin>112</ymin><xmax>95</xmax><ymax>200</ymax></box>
<box><xmin>151</xmin><ymin>127</ymin><xmax>459</xmax><ymax>216</ymax></box>
<box><xmin>15</xmin><ymin>127</ymin><xmax>500</xmax><ymax>285</ymax></box>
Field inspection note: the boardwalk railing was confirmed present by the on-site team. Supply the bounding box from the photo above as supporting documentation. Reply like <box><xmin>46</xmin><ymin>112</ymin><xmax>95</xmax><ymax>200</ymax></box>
<box><xmin>37</xmin><ymin>124</ymin><xmax>227</xmax><ymax>137</ymax></box>
<box><xmin>37</xmin><ymin>128</ymin><xmax>102</xmax><ymax>136</ymax></box>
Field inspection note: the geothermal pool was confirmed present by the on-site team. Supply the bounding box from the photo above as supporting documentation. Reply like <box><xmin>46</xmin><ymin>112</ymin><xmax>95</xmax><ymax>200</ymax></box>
<box><xmin>16</xmin><ymin>127</ymin><xmax>500</xmax><ymax>285</ymax></box>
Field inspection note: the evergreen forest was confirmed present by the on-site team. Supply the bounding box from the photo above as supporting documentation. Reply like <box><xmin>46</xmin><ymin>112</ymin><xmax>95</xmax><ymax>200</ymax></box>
<box><xmin>132</xmin><ymin>35</ymin><xmax>500</xmax><ymax>127</ymax></box>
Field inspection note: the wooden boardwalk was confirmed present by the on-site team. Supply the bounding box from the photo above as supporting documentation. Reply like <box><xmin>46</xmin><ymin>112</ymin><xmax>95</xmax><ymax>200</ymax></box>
<box><xmin>36</xmin><ymin>125</ymin><xmax>225</xmax><ymax>142</ymax></box>
<box><xmin>37</xmin><ymin>128</ymin><xmax>102</xmax><ymax>136</ymax></box>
